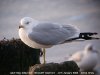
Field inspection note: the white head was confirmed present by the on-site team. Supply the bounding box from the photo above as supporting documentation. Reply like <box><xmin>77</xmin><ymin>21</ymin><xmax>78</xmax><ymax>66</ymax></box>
<box><xmin>20</xmin><ymin>17</ymin><xmax>33</xmax><ymax>25</ymax></box>
<box><xmin>19</xmin><ymin>17</ymin><xmax>37</xmax><ymax>30</ymax></box>
<box><xmin>84</xmin><ymin>43</ymin><xmax>98</xmax><ymax>54</ymax></box>
<box><xmin>85</xmin><ymin>44</ymin><xmax>93</xmax><ymax>51</ymax></box>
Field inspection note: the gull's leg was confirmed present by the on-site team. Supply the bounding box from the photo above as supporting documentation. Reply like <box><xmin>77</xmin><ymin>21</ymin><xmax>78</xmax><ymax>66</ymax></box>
<box><xmin>42</xmin><ymin>48</ymin><xmax>46</xmax><ymax>64</ymax></box>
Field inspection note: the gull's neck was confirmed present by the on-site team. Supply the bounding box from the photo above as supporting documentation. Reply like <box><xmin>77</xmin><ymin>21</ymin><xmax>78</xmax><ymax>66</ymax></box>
<box><xmin>27</xmin><ymin>20</ymin><xmax>38</xmax><ymax>34</ymax></box>
<box><xmin>33</xmin><ymin>19</ymin><xmax>39</xmax><ymax>26</ymax></box>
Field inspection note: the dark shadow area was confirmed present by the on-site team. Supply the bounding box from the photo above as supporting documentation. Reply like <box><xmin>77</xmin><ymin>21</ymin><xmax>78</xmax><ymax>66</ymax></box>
<box><xmin>29</xmin><ymin>61</ymin><xmax>80</xmax><ymax>75</ymax></box>
<box><xmin>0</xmin><ymin>38</ymin><xmax>42</xmax><ymax>75</ymax></box>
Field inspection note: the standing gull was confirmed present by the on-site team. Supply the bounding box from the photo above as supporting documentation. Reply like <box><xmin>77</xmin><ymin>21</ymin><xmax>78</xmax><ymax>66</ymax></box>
<box><xmin>19</xmin><ymin>17</ymin><xmax>99</xmax><ymax>64</ymax></box>
<box><xmin>68</xmin><ymin>44</ymin><xmax>99</xmax><ymax>71</ymax></box>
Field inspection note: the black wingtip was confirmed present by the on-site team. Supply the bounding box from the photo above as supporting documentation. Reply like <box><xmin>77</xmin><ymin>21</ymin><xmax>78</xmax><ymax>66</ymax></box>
<box><xmin>79</xmin><ymin>32</ymin><xmax>99</xmax><ymax>40</ymax></box>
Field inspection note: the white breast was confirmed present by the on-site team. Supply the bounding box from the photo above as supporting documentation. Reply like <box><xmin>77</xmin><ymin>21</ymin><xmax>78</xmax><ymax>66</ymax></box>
<box><xmin>19</xmin><ymin>28</ymin><xmax>52</xmax><ymax>48</ymax></box>
<box><xmin>78</xmin><ymin>52</ymin><xmax>98</xmax><ymax>71</ymax></box>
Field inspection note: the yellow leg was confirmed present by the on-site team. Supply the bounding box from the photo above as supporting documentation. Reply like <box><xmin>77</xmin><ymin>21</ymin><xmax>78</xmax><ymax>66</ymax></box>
<box><xmin>42</xmin><ymin>48</ymin><xmax>46</xmax><ymax>64</ymax></box>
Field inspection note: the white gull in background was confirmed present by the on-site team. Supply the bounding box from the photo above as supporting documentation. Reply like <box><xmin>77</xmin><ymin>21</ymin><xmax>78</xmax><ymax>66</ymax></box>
<box><xmin>18</xmin><ymin>17</ymin><xmax>99</xmax><ymax>64</ymax></box>
<box><xmin>68</xmin><ymin>44</ymin><xmax>99</xmax><ymax>71</ymax></box>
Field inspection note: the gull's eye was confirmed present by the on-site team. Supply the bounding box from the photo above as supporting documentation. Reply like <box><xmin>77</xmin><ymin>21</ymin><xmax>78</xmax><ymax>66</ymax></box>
<box><xmin>25</xmin><ymin>21</ymin><xmax>30</xmax><ymax>24</ymax></box>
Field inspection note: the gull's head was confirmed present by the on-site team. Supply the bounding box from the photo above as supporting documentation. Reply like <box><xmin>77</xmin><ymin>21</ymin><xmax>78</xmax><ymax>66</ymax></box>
<box><xmin>85</xmin><ymin>44</ymin><xmax>93</xmax><ymax>51</ymax></box>
<box><xmin>84</xmin><ymin>43</ymin><xmax>98</xmax><ymax>53</ymax></box>
<box><xmin>19</xmin><ymin>17</ymin><xmax>34</xmax><ymax>29</ymax></box>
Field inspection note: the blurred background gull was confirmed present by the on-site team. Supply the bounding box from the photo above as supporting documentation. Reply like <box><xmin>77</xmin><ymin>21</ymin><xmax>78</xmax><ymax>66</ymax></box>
<box><xmin>68</xmin><ymin>43</ymin><xmax>99</xmax><ymax>72</ymax></box>
<box><xmin>0</xmin><ymin>0</ymin><xmax>100</xmax><ymax>67</ymax></box>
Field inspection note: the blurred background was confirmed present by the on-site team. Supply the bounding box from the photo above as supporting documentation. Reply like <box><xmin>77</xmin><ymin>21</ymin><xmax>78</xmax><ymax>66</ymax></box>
<box><xmin>0</xmin><ymin>0</ymin><xmax>100</xmax><ymax>66</ymax></box>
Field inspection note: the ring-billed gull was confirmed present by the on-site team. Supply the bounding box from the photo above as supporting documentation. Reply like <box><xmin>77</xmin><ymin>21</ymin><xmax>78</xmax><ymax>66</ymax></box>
<box><xmin>68</xmin><ymin>44</ymin><xmax>99</xmax><ymax>71</ymax></box>
<box><xmin>18</xmin><ymin>17</ymin><xmax>99</xmax><ymax>64</ymax></box>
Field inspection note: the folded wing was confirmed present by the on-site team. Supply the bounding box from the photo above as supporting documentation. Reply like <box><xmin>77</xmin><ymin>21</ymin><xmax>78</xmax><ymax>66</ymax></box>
<box><xmin>28</xmin><ymin>22</ymin><xmax>80</xmax><ymax>45</ymax></box>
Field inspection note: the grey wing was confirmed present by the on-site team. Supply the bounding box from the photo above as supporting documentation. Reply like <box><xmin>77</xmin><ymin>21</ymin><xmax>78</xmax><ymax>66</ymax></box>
<box><xmin>28</xmin><ymin>22</ymin><xmax>80</xmax><ymax>45</ymax></box>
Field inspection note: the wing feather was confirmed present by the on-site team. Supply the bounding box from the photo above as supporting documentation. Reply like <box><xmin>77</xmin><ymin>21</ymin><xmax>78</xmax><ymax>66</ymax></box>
<box><xmin>28</xmin><ymin>22</ymin><xmax>80</xmax><ymax>45</ymax></box>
